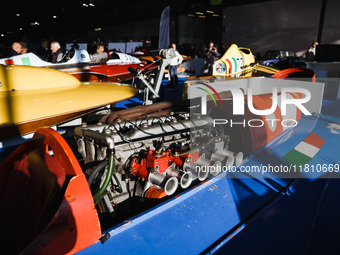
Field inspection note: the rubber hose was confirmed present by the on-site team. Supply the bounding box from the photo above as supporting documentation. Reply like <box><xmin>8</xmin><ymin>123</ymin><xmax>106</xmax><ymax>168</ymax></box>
<box><xmin>93</xmin><ymin>153</ymin><xmax>116</xmax><ymax>202</ymax></box>
<box><xmin>87</xmin><ymin>160</ymin><xmax>108</xmax><ymax>186</ymax></box>
<box><xmin>112</xmin><ymin>172</ymin><xmax>123</xmax><ymax>193</ymax></box>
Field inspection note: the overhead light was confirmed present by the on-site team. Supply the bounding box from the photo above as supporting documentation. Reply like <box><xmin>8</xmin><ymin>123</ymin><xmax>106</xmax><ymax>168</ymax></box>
<box><xmin>187</xmin><ymin>14</ymin><xmax>194</xmax><ymax>17</ymax></box>
<box><xmin>19</xmin><ymin>28</ymin><xmax>23</xmax><ymax>31</ymax></box>
<box><xmin>53</xmin><ymin>16</ymin><xmax>57</xmax><ymax>19</ymax></box>
<box><xmin>31</xmin><ymin>22</ymin><xmax>40</xmax><ymax>26</ymax></box>
<box><xmin>1</xmin><ymin>34</ymin><xmax>4</xmax><ymax>37</ymax></box>
<box><xmin>16</xmin><ymin>14</ymin><xmax>20</xmax><ymax>17</ymax></box>
<box><xmin>83</xmin><ymin>2</ymin><xmax>94</xmax><ymax>7</ymax></box>
<box><xmin>212</xmin><ymin>14</ymin><xmax>219</xmax><ymax>17</ymax></box>
<box><xmin>94</xmin><ymin>28</ymin><xmax>102</xmax><ymax>31</ymax></box>
<box><xmin>198</xmin><ymin>15</ymin><xmax>206</xmax><ymax>18</ymax></box>
<box><xmin>196</xmin><ymin>12</ymin><xmax>204</xmax><ymax>15</ymax></box>
<box><xmin>206</xmin><ymin>10</ymin><xmax>214</xmax><ymax>13</ymax></box>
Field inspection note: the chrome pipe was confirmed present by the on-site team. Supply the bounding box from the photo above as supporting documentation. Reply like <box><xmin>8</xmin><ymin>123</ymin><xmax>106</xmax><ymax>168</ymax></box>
<box><xmin>226</xmin><ymin>156</ymin><xmax>235</xmax><ymax>169</ymax></box>
<box><xmin>166</xmin><ymin>163</ymin><xmax>193</xmax><ymax>189</ymax></box>
<box><xmin>195</xmin><ymin>153</ymin><xmax>222</xmax><ymax>176</ymax></box>
<box><xmin>211</xmin><ymin>152</ymin><xmax>226</xmax><ymax>163</ymax></box>
<box><xmin>183</xmin><ymin>161</ymin><xmax>209</xmax><ymax>181</ymax></box>
<box><xmin>234</xmin><ymin>152</ymin><xmax>244</xmax><ymax>167</ymax></box>
<box><xmin>211</xmin><ymin>152</ymin><xmax>235</xmax><ymax>171</ymax></box>
<box><xmin>219</xmin><ymin>149</ymin><xmax>244</xmax><ymax>167</ymax></box>
<box><xmin>148</xmin><ymin>170</ymin><xmax>178</xmax><ymax>196</ymax></box>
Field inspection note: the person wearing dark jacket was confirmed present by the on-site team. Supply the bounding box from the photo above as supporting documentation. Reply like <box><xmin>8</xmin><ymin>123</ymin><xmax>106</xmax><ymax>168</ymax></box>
<box><xmin>50</xmin><ymin>41</ymin><xmax>64</xmax><ymax>63</ymax></box>
<box><xmin>20</xmin><ymin>42</ymin><xmax>28</xmax><ymax>54</ymax></box>
<box><xmin>36</xmin><ymin>39</ymin><xmax>51</xmax><ymax>61</ymax></box>
<box><xmin>306</xmin><ymin>41</ymin><xmax>319</xmax><ymax>61</ymax></box>
<box><xmin>7</xmin><ymin>42</ymin><xmax>22</xmax><ymax>57</ymax></box>
<box><xmin>204</xmin><ymin>41</ymin><xmax>220</xmax><ymax>75</ymax></box>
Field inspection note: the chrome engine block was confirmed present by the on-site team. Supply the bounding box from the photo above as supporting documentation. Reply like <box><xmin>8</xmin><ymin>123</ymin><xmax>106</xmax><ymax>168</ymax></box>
<box><xmin>74</xmin><ymin>112</ymin><xmax>242</xmax><ymax>216</ymax></box>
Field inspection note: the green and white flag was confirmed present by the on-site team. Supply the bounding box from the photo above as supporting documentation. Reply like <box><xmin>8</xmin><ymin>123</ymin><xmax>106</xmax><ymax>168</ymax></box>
<box><xmin>283</xmin><ymin>132</ymin><xmax>325</xmax><ymax>166</ymax></box>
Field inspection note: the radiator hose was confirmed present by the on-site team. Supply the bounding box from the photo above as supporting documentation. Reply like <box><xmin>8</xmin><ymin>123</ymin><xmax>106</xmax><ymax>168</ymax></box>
<box><xmin>93</xmin><ymin>152</ymin><xmax>122</xmax><ymax>203</ymax></box>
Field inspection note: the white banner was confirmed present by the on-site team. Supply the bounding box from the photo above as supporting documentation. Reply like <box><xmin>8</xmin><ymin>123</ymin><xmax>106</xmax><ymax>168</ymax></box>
<box><xmin>158</xmin><ymin>6</ymin><xmax>170</xmax><ymax>50</ymax></box>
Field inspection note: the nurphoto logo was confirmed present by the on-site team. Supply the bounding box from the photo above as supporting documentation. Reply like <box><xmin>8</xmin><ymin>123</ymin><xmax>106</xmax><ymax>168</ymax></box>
<box><xmin>196</xmin><ymin>83</ymin><xmax>312</xmax><ymax>128</ymax></box>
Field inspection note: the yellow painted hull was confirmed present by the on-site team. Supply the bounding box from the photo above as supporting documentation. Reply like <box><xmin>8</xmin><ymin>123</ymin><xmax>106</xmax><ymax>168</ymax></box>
<box><xmin>0</xmin><ymin>65</ymin><xmax>137</xmax><ymax>139</ymax></box>
<box><xmin>212</xmin><ymin>44</ymin><xmax>279</xmax><ymax>77</ymax></box>
<box><xmin>252</xmin><ymin>63</ymin><xmax>280</xmax><ymax>75</ymax></box>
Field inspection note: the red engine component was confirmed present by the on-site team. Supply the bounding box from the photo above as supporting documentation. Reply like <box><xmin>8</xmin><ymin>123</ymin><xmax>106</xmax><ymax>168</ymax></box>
<box><xmin>130</xmin><ymin>150</ymin><xmax>199</xmax><ymax>179</ymax></box>
<box><xmin>131</xmin><ymin>151</ymin><xmax>173</xmax><ymax>179</ymax></box>
<box><xmin>145</xmin><ymin>151</ymin><xmax>174</xmax><ymax>173</ymax></box>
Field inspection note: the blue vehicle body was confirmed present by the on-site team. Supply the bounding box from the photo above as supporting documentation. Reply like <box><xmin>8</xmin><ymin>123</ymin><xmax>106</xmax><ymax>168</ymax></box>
<box><xmin>77</xmin><ymin>99</ymin><xmax>340</xmax><ymax>255</ymax></box>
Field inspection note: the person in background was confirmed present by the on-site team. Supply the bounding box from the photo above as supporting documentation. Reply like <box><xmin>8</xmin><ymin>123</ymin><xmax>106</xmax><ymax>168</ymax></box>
<box><xmin>190</xmin><ymin>44</ymin><xmax>199</xmax><ymax>58</ymax></box>
<box><xmin>90</xmin><ymin>44</ymin><xmax>108</xmax><ymax>62</ymax></box>
<box><xmin>37</xmin><ymin>39</ymin><xmax>51</xmax><ymax>61</ymax></box>
<box><xmin>204</xmin><ymin>41</ymin><xmax>220</xmax><ymax>75</ymax></box>
<box><xmin>255</xmin><ymin>52</ymin><xmax>262</xmax><ymax>62</ymax></box>
<box><xmin>306</xmin><ymin>41</ymin><xmax>319</xmax><ymax>61</ymax></box>
<box><xmin>220</xmin><ymin>43</ymin><xmax>227</xmax><ymax>56</ymax></box>
<box><xmin>50</xmin><ymin>41</ymin><xmax>64</xmax><ymax>63</ymax></box>
<box><xmin>168</xmin><ymin>42</ymin><xmax>183</xmax><ymax>89</ymax></box>
<box><xmin>20</xmin><ymin>42</ymin><xmax>28</xmax><ymax>54</ymax></box>
<box><xmin>7</xmin><ymin>42</ymin><xmax>22</xmax><ymax>57</ymax></box>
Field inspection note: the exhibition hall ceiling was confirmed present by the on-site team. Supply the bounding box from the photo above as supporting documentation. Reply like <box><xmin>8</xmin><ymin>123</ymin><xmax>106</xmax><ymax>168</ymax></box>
<box><xmin>0</xmin><ymin>0</ymin><xmax>270</xmax><ymax>42</ymax></box>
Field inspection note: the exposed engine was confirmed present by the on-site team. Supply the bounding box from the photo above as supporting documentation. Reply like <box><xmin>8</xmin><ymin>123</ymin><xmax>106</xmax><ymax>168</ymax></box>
<box><xmin>74</xmin><ymin>111</ymin><xmax>243</xmax><ymax>222</ymax></box>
